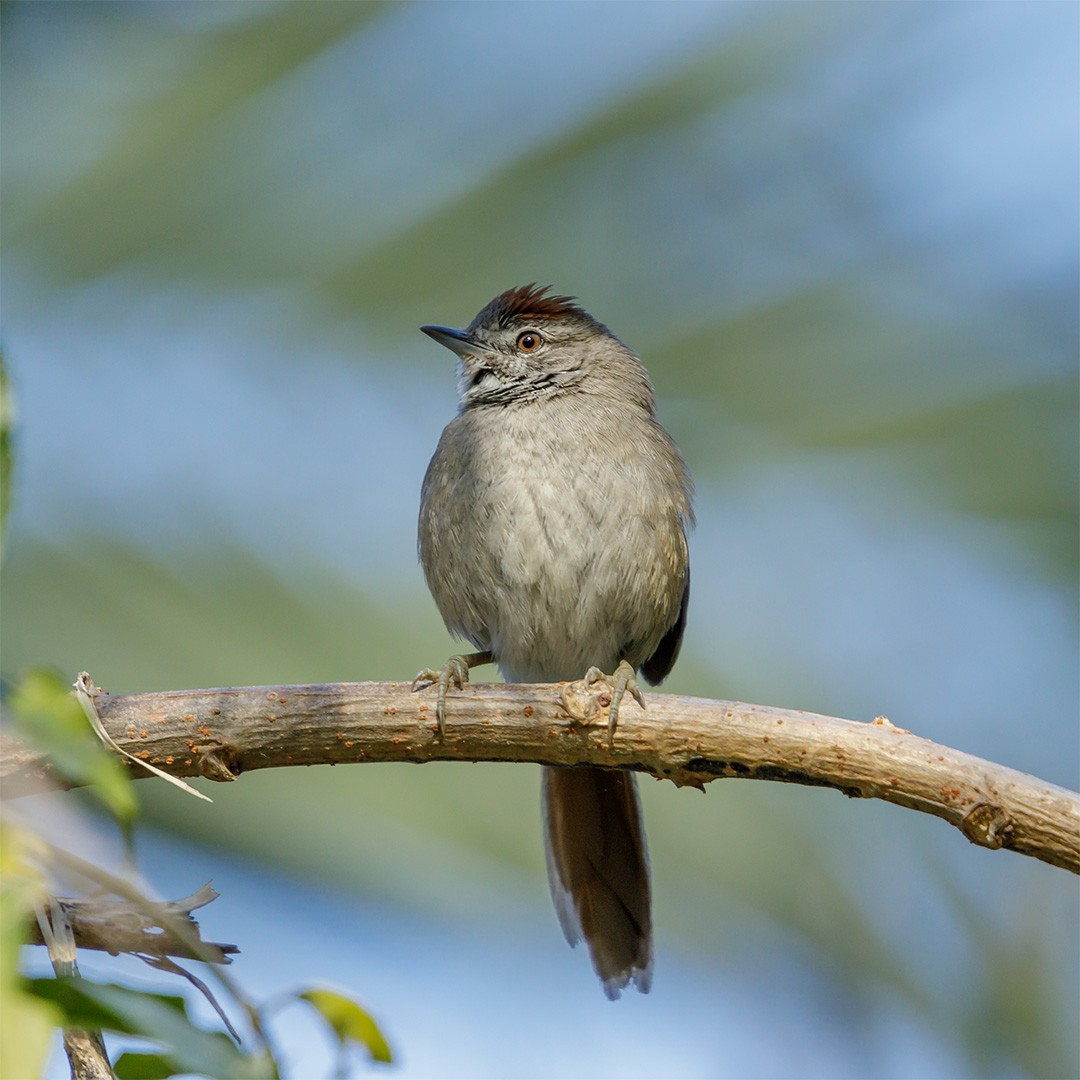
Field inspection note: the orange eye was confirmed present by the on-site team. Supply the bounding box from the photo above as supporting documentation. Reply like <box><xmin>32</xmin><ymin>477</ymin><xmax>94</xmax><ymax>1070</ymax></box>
<box><xmin>516</xmin><ymin>331</ymin><xmax>543</xmax><ymax>352</ymax></box>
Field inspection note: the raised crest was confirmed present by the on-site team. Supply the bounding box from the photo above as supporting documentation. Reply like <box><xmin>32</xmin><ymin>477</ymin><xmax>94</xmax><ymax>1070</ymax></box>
<box><xmin>470</xmin><ymin>284</ymin><xmax>587</xmax><ymax>330</ymax></box>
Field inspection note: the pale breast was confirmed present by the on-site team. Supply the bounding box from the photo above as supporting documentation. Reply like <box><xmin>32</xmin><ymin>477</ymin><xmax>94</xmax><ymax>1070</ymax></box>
<box><xmin>421</xmin><ymin>399</ymin><xmax>689</xmax><ymax>684</ymax></box>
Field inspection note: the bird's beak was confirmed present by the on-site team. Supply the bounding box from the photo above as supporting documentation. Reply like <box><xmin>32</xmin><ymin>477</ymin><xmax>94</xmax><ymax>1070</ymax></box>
<box><xmin>420</xmin><ymin>325</ymin><xmax>479</xmax><ymax>359</ymax></box>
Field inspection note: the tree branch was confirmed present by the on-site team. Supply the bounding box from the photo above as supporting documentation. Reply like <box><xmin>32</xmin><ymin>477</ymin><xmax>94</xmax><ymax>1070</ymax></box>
<box><xmin>2</xmin><ymin>680</ymin><xmax>1076</xmax><ymax>873</ymax></box>
<box><xmin>26</xmin><ymin>885</ymin><xmax>238</xmax><ymax>964</ymax></box>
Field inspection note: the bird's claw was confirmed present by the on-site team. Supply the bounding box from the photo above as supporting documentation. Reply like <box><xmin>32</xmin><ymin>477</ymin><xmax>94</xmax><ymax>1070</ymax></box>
<box><xmin>411</xmin><ymin>651</ymin><xmax>492</xmax><ymax>738</ymax></box>
<box><xmin>583</xmin><ymin>660</ymin><xmax>645</xmax><ymax>748</ymax></box>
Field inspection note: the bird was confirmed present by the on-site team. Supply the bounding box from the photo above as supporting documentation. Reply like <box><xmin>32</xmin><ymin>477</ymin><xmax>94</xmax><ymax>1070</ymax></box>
<box><xmin>413</xmin><ymin>284</ymin><xmax>692</xmax><ymax>998</ymax></box>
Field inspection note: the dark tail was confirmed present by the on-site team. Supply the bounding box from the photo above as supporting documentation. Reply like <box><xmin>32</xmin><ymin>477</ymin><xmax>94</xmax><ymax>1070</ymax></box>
<box><xmin>541</xmin><ymin>765</ymin><xmax>652</xmax><ymax>999</ymax></box>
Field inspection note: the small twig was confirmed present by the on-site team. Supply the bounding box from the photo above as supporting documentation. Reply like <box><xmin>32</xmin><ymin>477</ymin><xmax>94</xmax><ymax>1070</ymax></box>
<box><xmin>28</xmin><ymin>842</ymin><xmax>280</xmax><ymax>1068</ymax></box>
<box><xmin>26</xmin><ymin>885</ymin><xmax>238</xmax><ymax>964</ymax></box>
<box><xmin>36</xmin><ymin>896</ymin><xmax>115</xmax><ymax>1080</ymax></box>
<box><xmin>73</xmin><ymin>672</ymin><xmax>210</xmax><ymax>802</ymax></box>
<box><xmin>2</xmin><ymin>680</ymin><xmax>1076</xmax><ymax>874</ymax></box>
<box><xmin>139</xmin><ymin>955</ymin><xmax>242</xmax><ymax>1043</ymax></box>
<box><xmin>58</xmin><ymin>1030</ymin><xmax>114</xmax><ymax>1080</ymax></box>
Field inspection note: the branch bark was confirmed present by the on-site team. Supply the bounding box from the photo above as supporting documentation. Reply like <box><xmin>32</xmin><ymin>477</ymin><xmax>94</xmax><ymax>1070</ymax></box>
<box><xmin>36</xmin><ymin>897</ymin><xmax>116</xmax><ymax>1080</ymax></box>
<box><xmin>26</xmin><ymin>885</ymin><xmax>238</xmax><ymax>964</ymax></box>
<box><xmin>2</xmin><ymin>680</ymin><xmax>1076</xmax><ymax>873</ymax></box>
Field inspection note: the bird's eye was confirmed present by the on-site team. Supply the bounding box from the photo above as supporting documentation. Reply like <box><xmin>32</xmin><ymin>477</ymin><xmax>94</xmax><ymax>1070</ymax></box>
<box><xmin>515</xmin><ymin>331</ymin><xmax>543</xmax><ymax>352</ymax></box>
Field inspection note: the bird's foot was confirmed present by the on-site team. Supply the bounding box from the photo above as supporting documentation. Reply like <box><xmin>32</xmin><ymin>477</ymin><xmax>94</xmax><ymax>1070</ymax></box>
<box><xmin>411</xmin><ymin>650</ymin><xmax>493</xmax><ymax>737</ymax></box>
<box><xmin>579</xmin><ymin>660</ymin><xmax>645</xmax><ymax>748</ymax></box>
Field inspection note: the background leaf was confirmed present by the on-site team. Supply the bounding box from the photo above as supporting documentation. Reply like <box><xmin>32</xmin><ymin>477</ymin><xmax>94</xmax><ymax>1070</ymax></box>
<box><xmin>298</xmin><ymin>987</ymin><xmax>393</xmax><ymax>1065</ymax></box>
<box><xmin>26</xmin><ymin>977</ymin><xmax>258</xmax><ymax>1080</ymax></box>
<box><xmin>0</xmin><ymin>823</ymin><xmax>60</xmax><ymax>1080</ymax></box>
<box><xmin>0</xmin><ymin>352</ymin><xmax>13</xmax><ymax>556</ymax></box>
<box><xmin>7</xmin><ymin>669</ymin><xmax>137</xmax><ymax>827</ymax></box>
<box><xmin>113</xmin><ymin>1052</ymin><xmax>174</xmax><ymax>1080</ymax></box>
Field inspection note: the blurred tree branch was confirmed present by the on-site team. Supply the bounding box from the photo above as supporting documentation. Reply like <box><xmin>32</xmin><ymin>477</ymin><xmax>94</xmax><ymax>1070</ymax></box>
<box><xmin>2</xmin><ymin>679</ymin><xmax>1076</xmax><ymax>874</ymax></box>
<box><xmin>27</xmin><ymin>885</ymin><xmax>238</xmax><ymax>966</ymax></box>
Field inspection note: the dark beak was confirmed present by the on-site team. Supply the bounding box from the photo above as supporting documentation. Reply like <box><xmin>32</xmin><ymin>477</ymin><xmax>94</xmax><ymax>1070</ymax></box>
<box><xmin>420</xmin><ymin>325</ymin><xmax>478</xmax><ymax>359</ymax></box>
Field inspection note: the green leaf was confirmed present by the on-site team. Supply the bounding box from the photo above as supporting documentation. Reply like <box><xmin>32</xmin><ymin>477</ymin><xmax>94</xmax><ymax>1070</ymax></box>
<box><xmin>26</xmin><ymin>976</ymin><xmax>257</xmax><ymax>1079</ymax></box>
<box><xmin>0</xmin><ymin>351</ymin><xmax>13</xmax><ymax>557</ymax></box>
<box><xmin>7</xmin><ymin>669</ymin><xmax>137</xmax><ymax>826</ymax></box>
<box><xmin>0</xmin><ymin>822</ymin><xmax>61</xmax><ymax>1080</ymax></box>
<box><xmin>298</xmin><ymin>987</ymin><xmax>393</xmax><ymax>1065</ymax></box>
<box><xmin>113</xmin><ymin>1051</ymin><xmax>176</xmax><ymax>1079</ymax></box>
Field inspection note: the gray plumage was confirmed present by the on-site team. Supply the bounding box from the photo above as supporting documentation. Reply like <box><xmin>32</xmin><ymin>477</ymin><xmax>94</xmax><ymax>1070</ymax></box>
<box><xmin>417</xmin><ymin>285</ymin><xmax>692</xmax><ymax>998</ymax></box>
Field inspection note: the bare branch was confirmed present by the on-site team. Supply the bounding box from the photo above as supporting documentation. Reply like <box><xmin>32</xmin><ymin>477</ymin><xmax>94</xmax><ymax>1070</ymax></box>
<box><xmin>36</xmin><ymin>897</ymin><xmax>115</xmax><ymax>1080</ymax></box>
<box><xmin>26</xmin><ymin>885</ymin><xmax>238</xmax><ymax>964</ymax></box>
<box><xmin>22</xmin><ymin>841</ymin><xmax>280</xmax><ymax>1069</ymax></box>
<box><xmin>60</xmin><ymin>1030</ymin><xmax>114</xmax><ymax>1080</ymax></box>
<box><xmin>2</xmin><ymin>680</ymin><xmax>1076</xmax><ymax>873</ymax></box>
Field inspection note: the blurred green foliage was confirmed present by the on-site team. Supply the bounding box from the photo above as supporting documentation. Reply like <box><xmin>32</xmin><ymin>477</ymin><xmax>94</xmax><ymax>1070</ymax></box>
<box><xmin>296</xmin><ymin>988</ymin><xmax>393</xmax><ymax>1070</ymax></box>
<box><xmin>0</xmin><ymin>353</ymin><xmax>12</xmax><ymax>555</ymax></box>
<box><xmin>1</xmin><ymin>2</ymin><xmax>1076</xmax><ymax>1077</ymax></box>
<box><xmin>27</xmin><ymin>977</ymin><xmax>265</xmax><ymax>1079</ymax></box>
<box><xmin>0</xmin><ymin>822</ymin><xmax>58</xmax><ymax>1080</ymax></box>
<box><xmin>7</xmin><ymin>669</ymin><xmax>137</xmax><ymax>828</ymax></box>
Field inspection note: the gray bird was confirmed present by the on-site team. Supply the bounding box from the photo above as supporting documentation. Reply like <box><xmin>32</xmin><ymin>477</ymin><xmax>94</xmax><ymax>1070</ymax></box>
<box><xmin>414</xmin><ymin>284</ymin><xmax>692</xmax><ymax>998</ymax></box>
